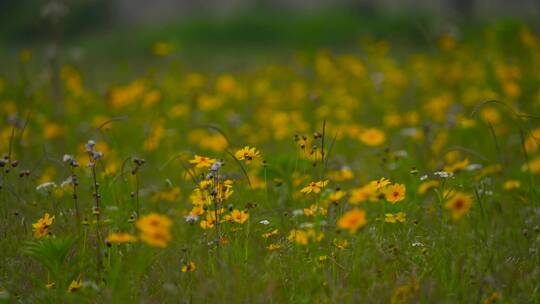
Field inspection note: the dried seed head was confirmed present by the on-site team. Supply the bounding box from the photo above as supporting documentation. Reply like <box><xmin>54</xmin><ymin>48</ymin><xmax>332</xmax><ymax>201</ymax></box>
<box><xmin>133</xmin><ymin>158</ymin><xmax>145</xmax><ymax>166</ymax></box>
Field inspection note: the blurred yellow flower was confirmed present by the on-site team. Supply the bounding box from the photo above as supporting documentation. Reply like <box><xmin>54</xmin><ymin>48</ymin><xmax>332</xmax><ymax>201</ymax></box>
<box><xmin>480</xmin><ymin>107</ymin><xmax>501</xmax><ymax>124</ymax></box>
<box><xmin>43</xmin><ymin>122</ymin><xmax>64</xmax><ymax>140</ymax></box>
<box><xmin>106</xmin><ymin>233</ymin><xmax>137</xmax><ymax>244</ymax></box>
<box><xmin>153</xmin><ymin>42</ymin><xmax>173</xmax><ymax>57</ymax></box>
<box><xmin>287</xmin><ymin>228</ymin><xmax>324</xmax><ymax>245</ymax></box>
<box><xmin>136</xmin><ymin>213</ymin><xmax>172</xmax><ymax>248</ymax></box>
<box><xmin>349</xmin><ymin>184</ymin><xmax>378</xmax><ymax>204</ymax></box>
<box><xmin>19</xmin><ymin>48</ymin><xmax>32</xmax><ymax>63</ymax></box>
<box><xmin>67</xmin><ymin>279</ymin><xmax>82</xmax><ymax>293</ymax></box>
<box><xmin>181</xmin><ymin>261</ymin><xmax>196</xmax><ymax>273</ymax></box>
<box><xmin>385</xmin><ymin>212</ymin><xmax>406</xmax><ymax>223</ymax></box>
<box><xmin>418</xmin><ymin>180</ymin><xmax>440</xmax><ymax>195</ymax></box>
<box><xmin>338</xmin><ymin>208</ymin><xmax>367</xmax><ymax>233</ymax></box>
<box><xmin>267</xmin><ymin>243</ymin><xmax>282</xmax><ymax>251</ymax></box>
<box><xmin>503</xmin><ymin>180</ymin><xmax>520</xmax><ymax>190</ymax></box>
<box><xmin>262</xmin><ymin>229</ymin><xmax>279</xmax><ymax>239</ymax></box>
<box><xmin>444</xmin><ymin>192</ymin><xmax>473</xmax><ymax>221</ymax></box>
<box><xmin>360</xmin><ymin>128</ymin><xmax>385</xmax><ymax>146</ymax></box>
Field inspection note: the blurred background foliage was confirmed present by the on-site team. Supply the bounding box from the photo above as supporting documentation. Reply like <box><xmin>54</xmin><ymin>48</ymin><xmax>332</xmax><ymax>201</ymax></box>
<box><xmin>1</xmin><ymin>0</ymin><xmax>538</xmax><ymax>46</ymax></box>
<box><xmin>0</xmin><ymin>0</ymin><xmax>538</xmax><ymax>76</ymax></box>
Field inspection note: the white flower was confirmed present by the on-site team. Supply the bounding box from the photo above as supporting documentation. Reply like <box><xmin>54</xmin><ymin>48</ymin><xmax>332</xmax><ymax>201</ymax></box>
<box><xmin>63</xmin><ymin>154</ymin><xmax>73</xmax><ymax>163</ymax></box>
<box><xmin>434</xmin><ymin>171</ymin><xmax>453</xmax><ymax>178</ymax></box>
<box><xmin>400</xmin><ymin>128</ymin><xmax>418</xmax><ymax>137</ymax></box>
<box><xmin>106</xmin><ymin>205</ymin><xmax>119</xmax><ymax>211</ymax></box>
<box><xmin>299</xmin><ymin>222</ymin><xmax>314</xmax><ymax>228</ymax></box>
<box><xmin>478</xmin><ymin>189</ymin><xmax>493</xmax><ymax>196</ymax></box>
<box><xmin>412</xmin><ymin>242</ymin><xmax>424</xmax><ymax>247</ymax></box>
<box><xmin>259</xmin><ymin>220</ymin><xmax>270</xmax><ymax>225</ymax></box>
<box><xmin>184</xmin><ymin>214</ymin><xmax>199</xmax><ymax>223</ymax></box>
<box><xmin>394</xmin><ymin>150</ymin><xmax>408</xmax><ymax>158</ymax></box>
<box><xmin>420</xmin><ymin>175</ymin><xmax>428</xmax><ymax>181</ymax></box>
<box><xmin>85</xmin><ymin>140</ymin><xmax>96</xmax><ymax>152</ymax></box>
<box><xmin>292</xmin><ymin>209</ymin><xmax>304</xmax><ymax>217</ymax></box>
<box><xmin>60</xmin><ymin>176</ymin><xmax>74</xmax><ymax>187</ymax></box>
<box><xmin>36</xmin><ymin>182</ymin><xmax>57</xmax><ymax>191</ymax></box>
<box><xmin>464</xmin><ymin>163</ymin><xmax>482</xmax><ymax>171</ymax></box>
<box><xmin>210</xmin><ymin>161</ymin><xmax>223</xmax><ymax>171</ymax></box>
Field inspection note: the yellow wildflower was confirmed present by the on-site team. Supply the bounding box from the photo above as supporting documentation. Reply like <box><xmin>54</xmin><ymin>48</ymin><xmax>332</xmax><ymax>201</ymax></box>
<box><xmin>418</xmin><ymin>180</ymin><xmax>439</xmax><ymax>195</ymax></box>
<box><xmin>136</xmin><ymin>213</ymin><xmax>172</xmax><ymax>248</ymax></box>
<box><xmin>262</xmin><ymin>229</ymin><xmax>279</xmax><ymax>239</ymax></box>
<box><xmin>230</xmin><ymin>209</ymin><xmax>249</xmax><ymax>224</ymax></box>
<box><xmin>32</xmin><ymin>213</ymin><xmax>55</xmax><ymax>239</ymax></box>
<box><xmin>337</xmin><ymin>208</ymin><xmax>367</xmax><ymax>233</ymax></box>
<box><xmin>234</xmin><ymin>146</ymin><xmax>261</xmax><ymax>161</ymax></box>
<box><xmin>444</xmin><ymin>192</ymin><xmax>473</xmax><ymax>221</ymax></box>
<box><xmin>181</xmin><ymin>261</ymin><xmax>196</xmax><ymax>273</ymax></box>
<box><xmin>384</xmin><ymin>184</ymin><xmax>406</xmax><ymax>203</ymax></box>
<box><xmin>360</xmin><ymin>128</ymin><xmax>385</xmax><ymax>146</ymax></box>
<box><xmin>301</xmin><ymin>180</ymin><xmax>329</xmax><ymax>194</ymax></box>
<box><xmin>503</xmin><ymin>180</ymin><xmax>521</xmax><ymax>190</ymax></box>
<box><xmin>67</xmin><ymin>279</ymin><xmax>82</xmax><ymax>293</ymax></box>
<box><xmin>106</xmin><ymin>233</ymin><xmax>137</xmax><ymax>244</ymax></box>
<box><xmin>189</xmin><ymin>155</ymin><xmax>216</xmax><ymax>168</ymax></box>
<box><xmin>385</xmin><ymin>212</ymin><xmax>406</xmax><ymax>223</ymax></box>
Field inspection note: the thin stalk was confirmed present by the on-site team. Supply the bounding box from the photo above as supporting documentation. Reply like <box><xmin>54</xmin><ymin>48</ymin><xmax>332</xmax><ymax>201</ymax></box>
<box><xmin>89</xmin><ymin>156</ymin><xmax>103</xmax><ymax>281</ymax></box>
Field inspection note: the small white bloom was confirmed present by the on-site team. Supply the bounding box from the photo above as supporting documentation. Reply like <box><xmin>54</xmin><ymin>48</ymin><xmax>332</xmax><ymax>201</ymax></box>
<box><xmin>478</xmin><ymin>189</ymin><xmax>493</xmax><ymax>196</ymax></box>
<box><xmin>292</xmin><ymin>209</ymin><xmax>304</xmax><ymax>217</ymax></box>
<box><xmin>60</xmin><ymin>176</ymin><xmax>74</xmax><ymax>187</ymax></box>
<box><xmin>412</xmin><ymin>242</ymin><xmax>424</xmax><ymax>247</ymax></box>
<box><xmin>184</xmin><ymin>214</ymin><xmax>199</xmax><ymax>223</ymax></box>
<box><xmin>63</xmin><ymin>154</ymin><xmax>73</xmax><ymax>163</ymax></box>
<box><xmin>106</xmin><ymin>205</ymin><xmax>119</xmax><ymax>211</ymax></box>
<box><xmin>210</xmin><ymin>161</ymin><xmax>223</xmax><ymax>171</ymax></box>
<box><xmin>434</xmin><ymin>171</ymin><xmax>453</xmax><ymax>178</ymax></box>
<box><xmin>299</xmin><ymin>222</ymin><xmax>314</xmax><ymax>228</ymax></box>
<box><xmin>464</xmin><ymin>163</ymin><xmax>482</xmax><ymax>171</ymax></box>
<box><xmin>36</xmin><ymin>182</ymin><xmax>57</xmax><ymax>191</ymax></box>
<box><xmin>394</xmin><ymin>150</ymin><xmax>409</xmax><ymax>158</ymax></box>
<box><xmin>400</xmin><ymin>128</ymin><xmax>418</xmax><ymax>137</ymax></box>
<box><xmin>85</xmin><ymin>140</ymin><xmax>96</xmax><ymax>152</ymax></box>
<box><xmin>259</xmin><ymin>220</ymin><xmax>270</xmax><ymax>225</ymax></box>
<box><xmin>420</xmin><ymin>175</ymin><xmax>428</xmax><ymax>181</ymax></box>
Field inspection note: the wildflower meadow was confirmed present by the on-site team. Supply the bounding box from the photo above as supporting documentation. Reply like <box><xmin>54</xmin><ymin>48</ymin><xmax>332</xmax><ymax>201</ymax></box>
<box><xmin>0</xmin><ymin>7</ymin><xmax>540</xmax><ymax>303</ymax></box>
